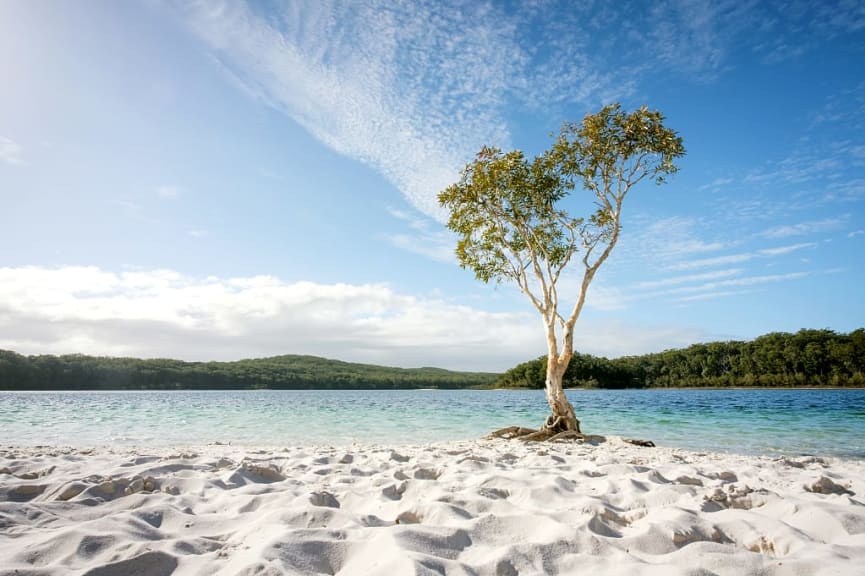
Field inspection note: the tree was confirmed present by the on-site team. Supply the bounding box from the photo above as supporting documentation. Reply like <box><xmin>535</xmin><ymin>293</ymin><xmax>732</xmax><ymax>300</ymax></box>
<box><xmin>439</xmin><ymin>103</ymin><xmax>685</xmax><ymax>440</ymax></box>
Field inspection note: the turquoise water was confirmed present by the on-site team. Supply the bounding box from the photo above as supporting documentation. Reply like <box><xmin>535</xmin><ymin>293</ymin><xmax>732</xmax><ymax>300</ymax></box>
<box><xmin>0</xmin><ymin>389</ymin><xmax>863</xmax><ymax>458</ymax></box>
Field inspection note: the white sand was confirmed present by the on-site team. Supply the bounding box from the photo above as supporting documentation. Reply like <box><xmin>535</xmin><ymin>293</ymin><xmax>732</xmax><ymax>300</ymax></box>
<box><xmin>1</xmin><ymin>437</ymin><xmax>864</xmax><ymax>575</ymax></box>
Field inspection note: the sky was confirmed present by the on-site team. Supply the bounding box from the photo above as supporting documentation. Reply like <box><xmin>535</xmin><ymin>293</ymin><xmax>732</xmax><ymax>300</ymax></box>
<box><xmin>1</xmin><ymin>0</ymin><xmax>863</xmax><ymax>372</ymax></box>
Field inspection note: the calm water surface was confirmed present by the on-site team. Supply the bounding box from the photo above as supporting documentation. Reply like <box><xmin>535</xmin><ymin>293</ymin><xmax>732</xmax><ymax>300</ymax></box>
<box><xmin>1</xmin><ymin>389</ymin><xmax>863</xmax><ymax>458</ymax></box>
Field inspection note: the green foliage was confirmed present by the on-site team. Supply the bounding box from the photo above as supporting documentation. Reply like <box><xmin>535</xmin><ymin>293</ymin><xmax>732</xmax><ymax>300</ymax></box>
<box><xmin>0</xmin><ymin>352</ymin><xmax>498</xmax><ymax>391</ymax></box>
<box><xmin>438</xmin><ymin>104</ymin><xmax>685</xmax><ymax>293</ymax></box>
<box><xmin>497</xmin><ymin>328</ymin><xmax>865</xmax><ymax>388</ymax></box>
<box><xmin>438</xmin><ymin>146</ymin><xmax>577</xmax><ymax>284</ymax></box>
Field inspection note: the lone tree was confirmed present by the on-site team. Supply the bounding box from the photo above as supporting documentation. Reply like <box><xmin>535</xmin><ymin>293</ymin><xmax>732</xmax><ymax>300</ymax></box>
<box><xmin>439</xmin><ymin>103</ymin><xmax>685</xmax><ymax>441</ymax></box>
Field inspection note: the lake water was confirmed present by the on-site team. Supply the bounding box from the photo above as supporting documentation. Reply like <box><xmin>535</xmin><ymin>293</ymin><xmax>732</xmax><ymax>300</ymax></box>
<box><xmin>1</xmin><ymin>389</ymin><xmax>863</xmax><ymax>459</ymax></box>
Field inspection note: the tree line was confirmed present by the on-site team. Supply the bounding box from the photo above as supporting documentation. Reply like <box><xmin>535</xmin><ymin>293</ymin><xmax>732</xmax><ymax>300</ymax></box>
<box><xmin>3</xmin><ymin>328</ymin><xmax>862</xmax><ymax>391</ymax></box>
<box><xmin>497</xmin><ymin>329</ymin><xmax>865</xmax><ymax>389</ymax></box>
<box><xmin>0</xmin><ymin>352</ymin><xmax>498</xmax><ymax>391</ymax></box>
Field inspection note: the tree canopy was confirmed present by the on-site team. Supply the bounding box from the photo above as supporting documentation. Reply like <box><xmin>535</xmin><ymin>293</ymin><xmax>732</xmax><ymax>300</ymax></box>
<box><xmin>439</xmin><ymin>103</ymin><xmax>685</xmax><ymax>437</ymax></box>
<box><xmin>496</xmin><ymin>329</ymin><xmax>865</xmax><ymax>389</ymax></box>
<box><xmin>0</xmin><ymin>351</ymin><xmax>498</xmax><ymax>391</ymax></box>
<box><xmin>439</xmin><ymin>104</ymin><xmax>685</xmax><ymax>325</ymax></box>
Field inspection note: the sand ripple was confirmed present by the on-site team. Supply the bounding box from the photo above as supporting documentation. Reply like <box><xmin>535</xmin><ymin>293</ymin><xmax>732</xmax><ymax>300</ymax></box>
<box><xmin>1</xmin><ymin>439</ymin><xmax>864</xmax><ymax>575</ymax></box>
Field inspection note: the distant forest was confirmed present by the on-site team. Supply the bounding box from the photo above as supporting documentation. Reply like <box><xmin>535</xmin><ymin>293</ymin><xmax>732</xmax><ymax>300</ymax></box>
<box><xmin>0</xmin><ymin>352</ymin><xmax>498</xmax><ymax>391</ymax></box>
<box><xmin>2</xmin><ymin>328</ymin><xmax>863</xmax><ymax>391</ymax></box>
<box><xmin>498</xmin><ymin>329</ymin><xmax>865</xmax><ymax>389</ymax></box>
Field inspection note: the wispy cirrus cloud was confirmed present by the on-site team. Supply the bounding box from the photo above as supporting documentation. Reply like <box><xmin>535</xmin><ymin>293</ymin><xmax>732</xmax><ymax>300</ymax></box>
<box><xmin>698</xmin><ymin>177</ymin><xmax>734</xmax><ymax>191</ymax></box>
<box><xmin>634</xmin><ymin>268</ymin><xmax>743</xmax><ymax>290</ymax></box>
<box><xmin>176</xmin><ymin>1</ymin><xmax>530</xmax><ymax>220</ymax></box>
<box><xmin>811</xmin><ymin>80</ymin><xmax>865</xmax><ymax>130</ymax></box>
<box><xmin>614</xmin><ymin>216</ymin><xmax>729</xmax><ymax>269</ymax></box>
<box><xmin>172</xmin><ymin>1</ymin><xmax>766</xmax><ymax>222</ymax></box>
<box><xmin>656</xmin><ymin>271</ymin><xmax>819</xmax><ymax>304</ymax></box>
<box><xmin>674</xmin><ymin>289</ymin><xmax>760</xmax><ymax>303</ymax></box>
<box><xmin>604</xmin><ymin>264</ymin><xmax>819</xmax><ymax>306</ymax></box>
<box><xmin>759</xmin><ymin>217</ymin><xmax>848</xmax><ymax>239</ymax></box>
<box><xmin>750</xmin><ymin>1</ymin><xmax>865</xmax><ymax>63</ymax></box>
<box><xmin>667</xmin><ymin>271</ymin><xmax>812</xmax><ymax>295</ymax></box>
<box><xmin>641</xmin><ymin>0</ymin><xmax>732</xmax><ymax>79</ymax></box>
<box><xmin>758</xmin><ymin>242</ymin><xmax>818</xmax><ymax>256</ymax></box>
<box><xmin>668</xmin><ymin>242</ymin><xmax>817</xmax><ymax>271</ymax></box>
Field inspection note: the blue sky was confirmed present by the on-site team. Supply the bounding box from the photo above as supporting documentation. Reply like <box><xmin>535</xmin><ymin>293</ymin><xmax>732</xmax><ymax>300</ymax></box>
<box><xmin>1</xmin><ymin>0</ymin><xmax>863</xmax><ymax>371</ymax></box>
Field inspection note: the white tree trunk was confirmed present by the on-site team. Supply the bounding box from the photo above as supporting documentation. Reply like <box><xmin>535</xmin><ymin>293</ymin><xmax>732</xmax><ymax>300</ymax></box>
<box><xmin>543</xmin><ymin>352</ymin><xmax>581</xmax><ymax>433</ymax></box>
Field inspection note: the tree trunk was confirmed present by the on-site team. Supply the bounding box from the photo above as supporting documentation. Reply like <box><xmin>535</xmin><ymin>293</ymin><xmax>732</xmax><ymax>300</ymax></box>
<box><xmin>543</xmin><ymin>355</ymin><xmax>581</xmax><ymax>434</ymax></box>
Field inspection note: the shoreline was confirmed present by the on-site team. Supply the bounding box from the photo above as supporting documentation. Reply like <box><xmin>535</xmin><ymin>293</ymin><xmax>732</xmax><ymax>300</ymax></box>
<box><xmin>4</xmin><ymin>385</ymin><xmax>865</xmax><ymax>391</ymax></box>
<box><xmin>2</xmin><ymin>438</ymin><xmax>864</xmax><ymax>575</ymax></box>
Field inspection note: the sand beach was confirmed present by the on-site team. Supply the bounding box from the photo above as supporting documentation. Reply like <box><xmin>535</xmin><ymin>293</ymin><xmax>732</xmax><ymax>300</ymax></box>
<box><xmin>2</xmin><ymin>436</ymin><xmax>864</xmax><ymax>575</ymax></box>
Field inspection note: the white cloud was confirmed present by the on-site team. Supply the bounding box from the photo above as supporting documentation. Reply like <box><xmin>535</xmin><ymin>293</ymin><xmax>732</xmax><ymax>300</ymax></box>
<box><xmin>759</xmin><ymin>217</ymin><xmax>847</xmax><ymax>238</ymax></box>
<box><xmin>698</xmin><ymin>177</ymin><xmax>734</xmax><ymax>191</ymax></box>
<box><xmin>674</xmin><ymin>289</ymin><xmax>758</xmax><ymax>303</ymax></box>
<box><xmin>612</xmin><ymin>267</ymin><xmax>814</xmax><ymax>305</ymax></box>
<box><xmin>634</xmin><ymin>268</ymin><xmax>743</xmax><ymax>289</ymax></box>
<box><xmin>0</xmin><ymin>266</ymin><xmax>539</xmax><ymax>371</ymax></box>
<box><xmin>615</xmin><ymin>216</ymin><xmax>728</xmax><ymax>270</ymax></box>
<box><xmin>849</xmin><ymin>229</ymin><xmax>865</xmax><ymax>238</ymax></box>
<box><xmin>667</xmin><ymin>271</ymin><xmax>811</xmax><ymax>295</ymax></box>
<box><xmin>758</xmin><ymin>242</ymin><xmax>817</xmax><ymax>256</ymax></box>
<box><xmin>668</xmin><ymin>241</ymin><xmax>818</xmax><ymax>270</ymax></box>
<box><xmin>645</xmin><ymin>0</ymin><xmax>728</xmax><ymax>78</ymax></box>
<box><xmin>0</xmin><ymin>266</ymin><xmax>715</xmax><ymax>370</ymax></box>
<box><xmin>0</xmin><ymin>136</ymin><xmax>22</xmax><ymax>165</ymax></box>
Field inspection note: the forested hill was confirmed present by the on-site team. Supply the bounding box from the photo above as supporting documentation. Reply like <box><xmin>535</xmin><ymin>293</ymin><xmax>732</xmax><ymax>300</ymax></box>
<box><xmin>0</xmin><ymin>351</ymin><xmax>499</xmax><ymax>390</ymax></box>
<box><xmin>4</xmin><ymin>328</ymin><xmax>863</xmax><ymax>391</ymax></box>
<box><xmin>498</xmin><ymin>329</ymin><xmax>865</xmax><ymax>389</ymax></box>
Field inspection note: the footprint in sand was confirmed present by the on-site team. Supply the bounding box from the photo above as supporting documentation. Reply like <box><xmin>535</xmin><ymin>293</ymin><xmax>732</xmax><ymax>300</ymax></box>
<box><xmin>309</xmin><ymin>491</ymin><xmax>340</xmax><ymax>508</ymax></box>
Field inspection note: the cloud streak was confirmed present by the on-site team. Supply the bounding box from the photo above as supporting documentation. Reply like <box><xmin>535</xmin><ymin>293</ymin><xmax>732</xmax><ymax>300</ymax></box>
<box><xmin>668</xmin><ymin>242</ymin><xmax>817</xmax><ymax>270</ymax></box>
<box><xmin>759</xmin><ymin>217</ymin><xmax>847</xmax><ymax>239</ymax></box>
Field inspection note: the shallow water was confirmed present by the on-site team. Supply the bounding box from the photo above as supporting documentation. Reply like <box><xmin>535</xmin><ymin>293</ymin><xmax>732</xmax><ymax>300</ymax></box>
<box><xmin>1</xmin><ymin>389</ymin><xmax>863</xmax><ymax>458</ymax></box>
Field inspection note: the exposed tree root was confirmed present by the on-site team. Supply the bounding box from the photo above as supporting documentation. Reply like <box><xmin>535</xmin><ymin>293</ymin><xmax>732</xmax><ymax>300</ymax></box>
<box><xmin>520</xmin><ymin>429</ymin><xmax>555</xmax><ymax>442</ymax></box>
<box><xmin>624</xmin><ymin>438</ymin><xmax>656</xmax><ymax>447</ymax></box>
<box><xmin>544</xmin><ymin>415</ymin><xmax>571</xmax><ymax>432</ymax></box>
<box><xmin>487</xmin><ymin>426</ymin><xmax>538</xmax><ymax>440</ymax></box>
<box><xmin>487</xmin><ymin>425</ymin><xmax>654</xmax><ymax>447</ymax></box>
